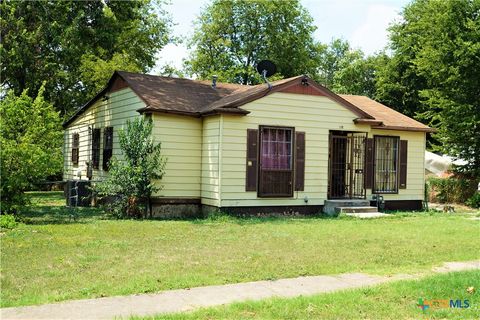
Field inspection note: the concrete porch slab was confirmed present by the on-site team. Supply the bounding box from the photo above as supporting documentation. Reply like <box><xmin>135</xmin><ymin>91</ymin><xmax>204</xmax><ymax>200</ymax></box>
<box><xmin>345</xmin><ymin>212</ymin><xmax>390</xmax><ymax>219</ymax></box>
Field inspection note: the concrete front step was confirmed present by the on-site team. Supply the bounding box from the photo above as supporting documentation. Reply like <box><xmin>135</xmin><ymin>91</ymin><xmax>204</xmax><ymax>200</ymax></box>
<box><xmin>323</xmin><ymin>199</ymin><xmax>371</xmax><ymax>215</ymax></box>
<box><xmin>335</xmin><ymin>206</ymin><xmax>379</xmax><ymax>214</ymax></box>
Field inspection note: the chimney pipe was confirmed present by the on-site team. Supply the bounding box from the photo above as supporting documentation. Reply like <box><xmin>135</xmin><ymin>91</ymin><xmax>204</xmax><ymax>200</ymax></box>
<box><xmin>212</xmin><ymin>75</ymin><xmax>218</xmax><ymax>89</ymax></box>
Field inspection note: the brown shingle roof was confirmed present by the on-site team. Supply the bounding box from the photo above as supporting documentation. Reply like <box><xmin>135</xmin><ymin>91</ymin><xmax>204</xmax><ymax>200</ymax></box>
<box><xmin>118</xmin><ymin>71</ymin><xmax>248</xmax><ymax>115</ymax></box>
<box><xmin>64</xmin><ymin>71</ymin><xmax>433</xmax><ymax>133</ymax></box>
<box><xmin>340</xmin><ymin>94</ymin><xmax>435</xmax><ymax>132</ymax></box>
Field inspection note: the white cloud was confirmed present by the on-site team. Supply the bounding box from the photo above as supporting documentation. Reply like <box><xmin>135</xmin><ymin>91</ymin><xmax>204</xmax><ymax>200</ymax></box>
<box><xmin>349</xmin><ymin>4</ymin><xmax>401</xmax><ymax>55</ymax></box>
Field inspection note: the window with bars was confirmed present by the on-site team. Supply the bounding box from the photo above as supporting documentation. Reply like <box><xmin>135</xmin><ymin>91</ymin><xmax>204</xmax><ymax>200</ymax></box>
<box><xmin>258</xmin><ymin>126</ymin><xmax>294</xmax><ymax>197</ymax></box>
<box><xmin>374</xmin><ymin>136</ymin><xmax>399</xmax><ymax>193</ymax></box>
<box><xmin>103</xmin><ymin>127</ymin><xmax>113</xmax><ymax>170</ymax></box>
<box><xmin>71</xmin><ymin>133</ymin><xmax>79</xmax><ymax>166</ymax></box>
<box><xmin>91</xmin><ymin>128</ymin><xmax>101</xmax><ymax>169</ymax></box>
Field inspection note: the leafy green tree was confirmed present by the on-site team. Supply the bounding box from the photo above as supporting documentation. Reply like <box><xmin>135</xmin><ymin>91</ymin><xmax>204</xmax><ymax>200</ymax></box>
<box><xmin>186</xmin><ymin>0</ymin><xmax>320</xmax><ymax>84</ymax></box>
<box><xmin>0</xmin><ymin>85</ymin><xmax>63</xmax><ymax>213</ymax></box>
<box><xmin>382</xmin><ymin>0</ymin><xmax>480</xmax><ymax>176</ymax></box>
<box><xmin>314</xmin><ymin>39</ymin><xmax>351</xmax><ymax>89</ymax></box>
<box><xmin>313</xmin><ymin>39</ymin><xmax>383</xmax><ymax>98</ymax></box>
<box><xmin>94</xmin><ymin>117</ymin><xmax>166</xmax><ymax>218</ymax></box>
<box><xmin>374</xmin><ymin>44</ymin><xmax>428</xmax><ymax>118</ymax></box>
<box><xmin>0</xmin><ymin>1</ymin><xmax>170</xmax><ymax>116</ymax></box>
<box><xmin>79</xmin><ymin>53</ymin><xmax>143</xmax><ymax>97</ymax></box>
<box><xmin>332</xmin><ymin>54</ymin><xmax>384</xmax><ymax>98</ymax></box>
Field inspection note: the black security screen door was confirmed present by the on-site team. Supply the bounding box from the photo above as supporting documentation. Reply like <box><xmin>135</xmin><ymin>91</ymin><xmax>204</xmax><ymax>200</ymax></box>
<box><xmin>258</xmin><ymin>126</ymin><xmax>294</xmax><ymax>197</ymax></box>
<box><xmin>328</xmin><ymin>131</ymin><xmax>367</xmax><ymax>199</ymax></box>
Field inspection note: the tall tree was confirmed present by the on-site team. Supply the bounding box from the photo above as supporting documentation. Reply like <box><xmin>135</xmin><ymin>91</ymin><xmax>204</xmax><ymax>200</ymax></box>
<box><xmin>332</xmin><ymin>54</ymin><xmax>385</xmax><ymax>98</ymax></box>
<box><xmin>1</xmin><ymin>1</ymin><xmax>170</xmax><ymax>116</ymax></box>
<box><xmin>380</xmin><ymin>0</ymin><xmax>480</xmax><ymax>176</ymax></box>
<box><xmin>313</xmin><ymin>39</ymin><xmax>383</xmax><ymax>98</ymax></box>
<box><xmin>185</xmin><ymin>0</ymin><xmax>320</xmax><ymax>84</ymax></box>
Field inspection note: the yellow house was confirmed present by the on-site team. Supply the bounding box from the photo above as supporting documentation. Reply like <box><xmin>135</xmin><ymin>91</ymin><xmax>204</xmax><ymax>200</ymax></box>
<box><xmin>63</xmin><ymin>71</ymin><xmax>434</xmax><ymax>216</ymax></box>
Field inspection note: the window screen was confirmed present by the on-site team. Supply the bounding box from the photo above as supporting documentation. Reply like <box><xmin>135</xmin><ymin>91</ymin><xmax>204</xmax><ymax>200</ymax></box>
<box><xmin>103</xmin><ymin>127</ymin><xmax>113</xmax><ymax>170</ymax></box>
<box><xmin>92</xmin><ymin>128</ymin><xmax>101</xmax><ymax>169</ymax></box>
<box><xmin>71</xmin><ymin>133</ymin><xmax>79</xmax><ymax>165</ymax></box>
<box><xmin>374</xmin><ymin>136</ymin><xmax>399</xmax><ymax>193</ymax></box>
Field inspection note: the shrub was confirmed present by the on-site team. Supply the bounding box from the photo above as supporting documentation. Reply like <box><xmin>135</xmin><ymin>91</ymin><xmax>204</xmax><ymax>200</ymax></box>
<box><xmin>466</xmin><ymin>192</ymin><xmax>480</xmax><ymax>209</ymax></box>
<box><xmin>427</xmin><ymin>176</ymin><xmax>477</xmax><ymax>204</ymax></box>
<box><xmin>0</xmin><ymin>214</ymin><xmax>18</xmax><ymax>229</ymax></box>
<box><xmin>0</xmin><ymin>85</ymin><xmax>63</xmax><ymax>214</ymax></box>
<box><xmin>94</xmin><ymin>117</ymin><xmax>166</xmax><ymax>218</ymax></box>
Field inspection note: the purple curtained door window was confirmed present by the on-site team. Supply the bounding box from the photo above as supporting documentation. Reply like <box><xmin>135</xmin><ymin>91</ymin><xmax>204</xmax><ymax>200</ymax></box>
<box><xmin>261</xmin><ymin>128</ymin><xmax>292</xmax><ymax>170</ymax></box>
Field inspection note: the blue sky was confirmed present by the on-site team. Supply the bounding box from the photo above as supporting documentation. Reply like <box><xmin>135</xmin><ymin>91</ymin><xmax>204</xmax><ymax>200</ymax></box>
<box><xmin>155</xmin><ymin>0</ymin><xmax>410</xmax><ymax>72</ymax></box>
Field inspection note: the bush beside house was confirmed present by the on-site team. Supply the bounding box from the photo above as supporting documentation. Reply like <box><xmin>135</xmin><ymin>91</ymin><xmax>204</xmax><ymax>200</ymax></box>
<box><xmin>427</xmin><ymin>176</ymin><xmax>478</xmax><ymax>206</ymax></box>
<box><xmin>93</xmin><ymin>117</ymin><xmax>166</xmax><ymax>218</ymax></box>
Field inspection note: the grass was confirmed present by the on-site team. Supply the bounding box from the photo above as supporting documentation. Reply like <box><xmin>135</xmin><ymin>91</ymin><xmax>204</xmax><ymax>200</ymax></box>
<box><xmin>1</xmin><ymin>192</ymin><xmax>479</xmax><ymax>308</ymax></box>
<box><xmin>144</xmin><ymin>270</ymin><xmax>480</xmax><ymax>320</ymax></box>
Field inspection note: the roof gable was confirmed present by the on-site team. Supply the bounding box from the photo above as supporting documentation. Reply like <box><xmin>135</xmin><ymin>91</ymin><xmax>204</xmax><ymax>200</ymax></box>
<box><xmin>201</xmin><ymin>76</ymin><xmax>374</xmax><ymax>119</ymax></box>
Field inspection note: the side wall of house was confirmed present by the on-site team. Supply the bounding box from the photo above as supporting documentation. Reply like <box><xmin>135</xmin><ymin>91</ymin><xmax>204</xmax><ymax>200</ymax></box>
<box><xmin>201</xmin><ymin>116</ymin><xmax>221</xmax><ymax>206</ymax></box>
<box><xmin>218</xmin><ymin>92</ymin><xmax>425</xmax><ymax>208</ymax></box>
<box><xmin>151</xmin><ymin>114</ymin><xmax>202</xmax><ymax>198</ymax></box>
<box><xmin>367</xmin><ymin>128</ymin><xmax>426</xmax><ymax>202</ymax></box>
<box><xmin>63</xmin><ymin>88</ymin><xmax>144</xmax><ymax>181</ymax></box>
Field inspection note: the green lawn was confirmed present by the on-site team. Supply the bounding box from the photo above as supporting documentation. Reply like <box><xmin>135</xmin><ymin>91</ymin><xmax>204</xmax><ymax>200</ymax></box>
<box><xmin>145</xmin><ymin>270</ymin><xmax>480</xmax><ymax>320</ymax></box>
<box><xmin>1</xmin><ymin>192</ymin><xmax>479</xmax><ymax>308</ymax></box>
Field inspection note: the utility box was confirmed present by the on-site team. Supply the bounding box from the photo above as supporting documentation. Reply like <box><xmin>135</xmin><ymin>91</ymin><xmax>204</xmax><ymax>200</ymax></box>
<box><xmin>65</xmin><ymin>180</ymin><xmax>92</xmax><ymax>207</ymax></box>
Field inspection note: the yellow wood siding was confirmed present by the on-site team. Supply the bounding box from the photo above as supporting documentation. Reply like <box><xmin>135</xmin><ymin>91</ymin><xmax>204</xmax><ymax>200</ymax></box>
<box><xmin>151</xmin><ymin>114</ymin><xmax>202</xmax><ymax>198</ymax></box>
<box><xmin>219</xmin><ymin>92</ymin><xmax>426</xmax><ymax>207</ymax></box>
<box><xmin>201</xmin><ymin>116</ymin><xmax>221</xmax><ymax>206</ymax></box>
<box><xmin>63</xmin><ymin>88</ymin><xmax>144</xmax><ymax>181</ymax></box>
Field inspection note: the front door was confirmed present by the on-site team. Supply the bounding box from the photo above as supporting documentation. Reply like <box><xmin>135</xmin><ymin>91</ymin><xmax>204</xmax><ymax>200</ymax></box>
<box><xmin>328</xmin><ymin>131</ymin><xmax>367</xmax><ymax>199</ymax></box>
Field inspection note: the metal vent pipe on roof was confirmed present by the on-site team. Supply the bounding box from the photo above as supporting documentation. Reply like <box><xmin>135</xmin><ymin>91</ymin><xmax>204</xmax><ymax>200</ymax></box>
<box><xmin>212</xmin><ymin>75</ymin><xmax>218</xmax><ymax>88</ymax></box>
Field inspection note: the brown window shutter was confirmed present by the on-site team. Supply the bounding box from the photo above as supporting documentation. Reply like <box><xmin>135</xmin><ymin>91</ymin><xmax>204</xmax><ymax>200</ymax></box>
<box><xmin>245</xmin><ymin>129</ymin><xmax>258</xmax><ymax>191</ymax></box>
<box><xmin>295</xmin><ymin>132</ymin><xmax>305</xmax><ymax>191</ymax></box>
<box><xmin>365</xmin><ymin>138</ymin><xmax>374</xmax><ymax>189</ymax></box>
<box><xmin>399</xmin><ymin>140</ymin><xmax>408</xmax><ymax>189</ymax></box>
<box><xmin>71</xmin><ymin>133</ymin><xmax>79</xmax><ymax>165</ymax></box>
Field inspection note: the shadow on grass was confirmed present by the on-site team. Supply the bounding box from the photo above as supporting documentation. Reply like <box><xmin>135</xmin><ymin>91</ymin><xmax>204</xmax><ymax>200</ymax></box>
<box><xmin>20</xmin><ymin>205</ymin><xmax>108</xmax><ymax>225</ymax></box>
<box><xmin>19</xmin><ymin>191</ymin><xmax>108</xmax><ymax>225</ymax></box>
<box><xmin>187</xmin><ymin>212</ymin><xmax>348</xmax><ymax>226</ymax></box>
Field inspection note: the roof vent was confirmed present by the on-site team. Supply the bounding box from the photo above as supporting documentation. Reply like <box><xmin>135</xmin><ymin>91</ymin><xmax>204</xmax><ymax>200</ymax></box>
<box><xmin>212</xmin><ymin>75</ymin><xmax>218</xmax><ymax>89</ymax></box>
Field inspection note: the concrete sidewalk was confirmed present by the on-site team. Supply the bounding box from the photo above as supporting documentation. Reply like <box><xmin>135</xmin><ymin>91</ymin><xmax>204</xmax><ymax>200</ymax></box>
<box><xmin>2</xmin><ymin>260</ymin><xmax>479</xmax><ymax>320</ymax></box>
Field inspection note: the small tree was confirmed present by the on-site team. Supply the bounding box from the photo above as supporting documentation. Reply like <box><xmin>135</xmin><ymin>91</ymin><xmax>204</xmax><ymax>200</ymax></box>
<box><xmin>95</xmin><ymin>117</ymin><xmax>166</xmax><ymax>218</ymax></box>
<box><xmin>0</xmin><ymin>85</ymin><xmax>63</xmax><ymax>214</ymax></box>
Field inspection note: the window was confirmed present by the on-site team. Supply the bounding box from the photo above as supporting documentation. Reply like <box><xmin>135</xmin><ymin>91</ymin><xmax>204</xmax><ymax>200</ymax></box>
<box><xmin>374</xmin><ymin>136</ymin><xmax>399</xmax><ymax>193</ymax></box>
<box><xmin>258</xmin><ymin>126</ymin><xmax>294</xmax><ymax>197</ymax></box>
<box><xmin>91</xmin><ymin>128</ymin><xmax>101</xmax><ymax>169</ymax></box>
<box><xmin>71</xmin><ymin>133</ymin><xmax>79</xmax><ymax>166</ymax></box>
<box><xmin>103</xmin><ymin>127</ymin><xmax>113</xmax><ymax>170</ymax></box>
